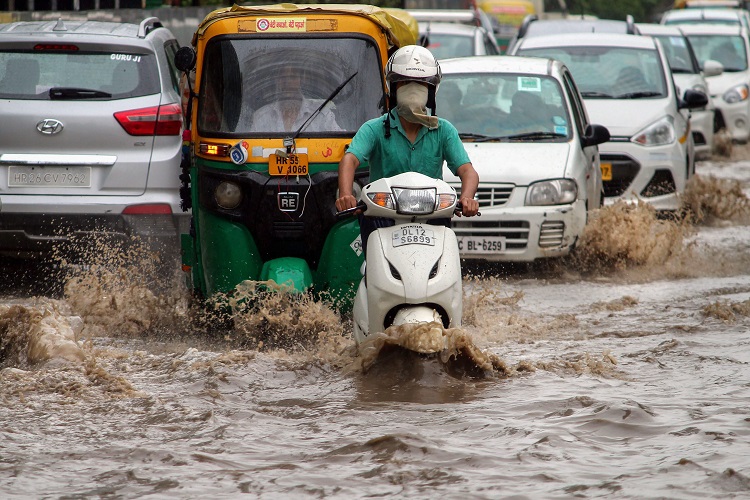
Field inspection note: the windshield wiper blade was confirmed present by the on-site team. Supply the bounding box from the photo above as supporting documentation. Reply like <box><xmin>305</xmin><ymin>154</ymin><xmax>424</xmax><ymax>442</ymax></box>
<box><xmin>615</xmin><ymin>91</ymin><xmax>663</xmax><ymax>99</ymax></box>
<box><xmin>458</xmin><ymin>132</ymin><xmax>510</xmax><ymax>142</ymax></box>
<box><xmin>505</xmin><ymin>131</ymin><xmax>567</xmax><ymax>140</ymax></box>
<box><xmin>581</xmin><ymin>91</ymin><xmax>614</xmax><ymax>98</ymax></box>
<box><xmin>290</xmin><ymin>72</ymin><xmax>357</xmax><ymax>143</ymax></box>
<box><xmin>49</xmin><ymin>87</ymin><xmax>112</xmax><ymax>99</ymax></box>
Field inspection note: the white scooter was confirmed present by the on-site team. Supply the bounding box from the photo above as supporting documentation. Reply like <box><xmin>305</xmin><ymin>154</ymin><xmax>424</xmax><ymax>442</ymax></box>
<box><xmin>339</xmin><ymin>172</ymin><xmax>465</xmax><ymax>351</ymax></box>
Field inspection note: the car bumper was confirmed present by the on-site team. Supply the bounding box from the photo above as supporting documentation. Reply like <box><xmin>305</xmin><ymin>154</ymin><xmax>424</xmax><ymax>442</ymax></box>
<box><xmin>0</xmin><ymin>193</ymin><xmax>189</xmax><ymax>259</ymax></box>
<box><xmin>450</xmin><ymin>198</ymin><xmax>588</xmax><ymax>262</ymax></box>
<box><xmin>712</xmin><ymin>97</ymin><xmax>750</xmax><ymax>143</ymax></box>
<box><xmin>600</xmin><ymin>139</ymin><xmax>687</xmax><ymax>212</ymax></box>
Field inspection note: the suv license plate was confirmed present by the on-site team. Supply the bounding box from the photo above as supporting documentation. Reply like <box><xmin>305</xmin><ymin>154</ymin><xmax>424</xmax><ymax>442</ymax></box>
<box><xmin>269</xmin><ymin>153</ymin><xmax>309</xmax><ymax>176</ymax></box>
<box><xmin>457</xmin><ymin>236</ymin><xmax>506</xmax><ymax>254</ymax></box>
<box><xmin>8</xmin><ymin>166</ymin><xmax>91</xmax><ymax>187</ymax></box>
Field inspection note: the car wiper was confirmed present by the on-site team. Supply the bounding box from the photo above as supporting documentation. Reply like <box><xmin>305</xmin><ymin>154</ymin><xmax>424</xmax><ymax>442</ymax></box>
<box><xmin>670</xmin><ymin>68</ymin><xmax>694</xmax><ymax>74</ymax></box>
<box><xmin>615</xmin><ymin>91</ymin><xmax>663</xmax><ymax>99</ymax></box>
<box><xmin>505</xmin><ymin>131</ymin><xmax>567</xmax><ymax>140</ymax></box>
<box><xmin>581</xmin><ymin>91</ymin><xmax>614</xmax><ymax>98</ymax></box>
<box><xmin>290</xmin><ymin>72</ymin><xmax>357</xmax><ymax>143</ymax></box>
<box><xmin>49</xmin><ymin>87</ymin><xmax>112</xmax><ymax>99</ymax></box>
<box><xmin>458</xmin><ymin>132</ymin><xmax>509</xmax><ymax>142</ymax></box>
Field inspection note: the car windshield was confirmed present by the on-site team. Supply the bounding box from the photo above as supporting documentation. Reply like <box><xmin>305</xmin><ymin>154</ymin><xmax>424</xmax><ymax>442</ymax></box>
<box><xmin>0</xmin><ymin>51</ymin><xmax>160</xmax><ymax>100</ymax></box>
<box><xmin>664</xmin><ymin>18</ymin><xmax>740</xmax><ymax>26</ymax></box>
<box><xmin>436</xmin><ymin>72</ymin><xmax>571</xmax><ymax>140</ymax></box>
<box><xmin>425</xmin><ymin>33</ymin><xmax>474</xmax><ymax>59</ymax></box>
<box><xmin>685</xmin><ymin>34</ymin><xmax>748</xmax><ymax>71</ymax></box>
<box><xmin>654</xmin><ymin>35</ymin><xmax>700</xmax><ymax>73</ymax></box>
<box><xmin>518</xmin><ymin>45</ymin><xmax>668</xmax><ymax>99</ymax></box>
<box><xmin>198</xmin><ymin>37</ymin><xmax>384</xmax><ymax>137</ymax></box>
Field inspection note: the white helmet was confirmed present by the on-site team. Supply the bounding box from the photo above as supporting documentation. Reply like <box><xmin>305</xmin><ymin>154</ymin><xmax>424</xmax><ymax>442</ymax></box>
<box><xmin>385</xmin><ymin>45</ymin><xmax>441</xmax><ymax>92</ymax></box>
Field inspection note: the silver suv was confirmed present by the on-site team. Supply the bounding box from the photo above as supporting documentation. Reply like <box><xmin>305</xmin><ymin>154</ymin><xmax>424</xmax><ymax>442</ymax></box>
<box><xmin>0</xmin><ymin>18</ymin><xmax>186</xmax><ymax>266</ymax></box>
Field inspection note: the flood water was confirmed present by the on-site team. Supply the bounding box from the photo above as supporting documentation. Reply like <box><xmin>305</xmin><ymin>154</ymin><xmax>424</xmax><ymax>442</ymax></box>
<box><xmin>2</xmin><ymin>147</ymin><xmax>750</xmax><ymax>498</ymax></box>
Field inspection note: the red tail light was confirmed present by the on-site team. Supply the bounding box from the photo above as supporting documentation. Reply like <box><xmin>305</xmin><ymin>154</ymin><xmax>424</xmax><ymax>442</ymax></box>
<box><xmin>114</xmin><ymin>104</ymin><xmax>182</xmax><ymax>136</ymax></box>
<box><xmin>122</xmin><ymin>204</ymin><xmax>173</xmax><ymax>215</ymax></box>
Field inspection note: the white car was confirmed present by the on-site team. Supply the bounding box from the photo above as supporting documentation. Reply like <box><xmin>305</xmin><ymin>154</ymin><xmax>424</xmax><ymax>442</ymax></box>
<box><xmin>637</xmin><ymin>23</ymin><xmax>722</xmax><ymax>158</ymax></box>
<box><xmin>661</xmin><ymin>7</ymin><xmax>750</xmax><ymax>28</ymax></box>
<box><xmin>680</xmin><ymin>24</ymin><xmax>750</xmax><ymax>143</ymax></box>
<box><xmin>417</xmin><ymin>22</ymin><xmax>500</xmax><ymax>59</ymax></box>
<box><xmin>437</xmin><ymin>56</ymin><xmax>609</xmax><ymax>262</ymax></box>
<box><xmin>514</xmin><ymin>33</ymin><xmax>708</xmax><ymax>211</ymax></box>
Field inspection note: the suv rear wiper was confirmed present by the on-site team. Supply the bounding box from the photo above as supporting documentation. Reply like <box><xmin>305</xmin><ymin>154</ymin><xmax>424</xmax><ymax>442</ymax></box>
<box><xmin>615</xmin><ymin>91</ymin><xmax>663</xmax><ymax>99</ymax></box>
<box><xmin>49</xmin><ymin>87</ymin><xmax>112</xmax><ymax>99</ymax></box>
<box><xmin>505</xmin><ymin>131</ymin><xmax>567</xmax><ymax>140</ymax></box>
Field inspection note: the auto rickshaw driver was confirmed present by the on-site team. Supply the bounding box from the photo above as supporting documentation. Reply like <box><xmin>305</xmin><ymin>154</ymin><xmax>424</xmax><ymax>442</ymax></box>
<box><xmin>248</xmin><ymin>65</ymin><xmax>342</xmax><ymax>133</ymax></box>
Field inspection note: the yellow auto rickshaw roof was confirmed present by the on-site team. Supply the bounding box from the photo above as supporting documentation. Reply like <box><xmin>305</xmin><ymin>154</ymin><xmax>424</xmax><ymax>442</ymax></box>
<box><xmin>193</xmin><ymin>3</ymin><xmax>416</xmax><ymax>47</ymax></box>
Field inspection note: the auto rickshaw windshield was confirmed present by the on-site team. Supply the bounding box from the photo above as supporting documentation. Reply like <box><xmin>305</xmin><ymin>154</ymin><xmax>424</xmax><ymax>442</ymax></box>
<box><xmin>198</xmin><ymin>36</ymin><xmax>385</xmax><ymax>136</ymax></box>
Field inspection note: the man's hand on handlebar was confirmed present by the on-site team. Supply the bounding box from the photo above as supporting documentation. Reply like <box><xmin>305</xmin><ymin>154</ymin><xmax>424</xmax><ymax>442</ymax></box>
<box><xmin>335</xmin><ymin>194</ymin><xmax>359</xmax><ymax>213</ymax></box>
<box><xmin>457</xmin><ymin>196</ymin><xmax>479</xmax><ymax>217</ymax></box>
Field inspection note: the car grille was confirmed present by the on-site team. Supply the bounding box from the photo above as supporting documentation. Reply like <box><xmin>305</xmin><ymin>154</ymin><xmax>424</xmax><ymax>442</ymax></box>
<box><xmin>600</xmin><ymin>153</ymin><xmax>640</xmax><ymax>197</ymax></box>
<box><xmin>452</xmin><ymin>220</ymin><xmax>529</xmax><ymax>250</ymax></box>
<box><xmin>539</xmin><ymin>221</ymin><xmax>564</xmax><ymax>248</ymax></box>
<box><xmin>454</xmin><ymin>184</ymin><xmax>514</xmax><ymax>208</ymax></box>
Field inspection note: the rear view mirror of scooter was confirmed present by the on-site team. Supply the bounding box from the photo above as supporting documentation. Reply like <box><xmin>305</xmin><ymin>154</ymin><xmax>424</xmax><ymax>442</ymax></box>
<box><xmin>346</xmin><ymin>172</ymin><xmax>465</xmax><ymax>350</ymax></box>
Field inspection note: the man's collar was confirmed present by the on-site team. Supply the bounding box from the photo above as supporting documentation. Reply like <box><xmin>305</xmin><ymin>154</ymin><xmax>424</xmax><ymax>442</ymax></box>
<box><xmin>389</xmin><ymin>109</ymin><xmax>432</xmax><ymax>143</ymax></box>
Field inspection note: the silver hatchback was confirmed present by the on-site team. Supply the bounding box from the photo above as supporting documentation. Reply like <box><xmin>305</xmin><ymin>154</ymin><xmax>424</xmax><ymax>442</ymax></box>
<box><xmin>0</xmin><ymin>18</ymin><xmax>186</xmax><ymax>265</ymax></box>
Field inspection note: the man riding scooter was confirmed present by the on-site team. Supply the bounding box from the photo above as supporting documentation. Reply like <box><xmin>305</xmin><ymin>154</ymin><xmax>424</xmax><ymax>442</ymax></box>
<box><xmin>335</xmin><ymin>45</ymin><xmax>480</xmax><ymax>251</ymax></box>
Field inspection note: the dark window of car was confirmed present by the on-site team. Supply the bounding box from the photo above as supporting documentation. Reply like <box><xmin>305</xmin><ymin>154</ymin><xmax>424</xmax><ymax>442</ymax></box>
<box><xmin>653</xmin><ymin>35</ymin><xmax>701</xmax><ymax>73</ymax></box>
<box><xmin>198</xmin><ymin>36</ymin><xmax>384</xmax><ymax>136</ymax></box>
<box><xmin>518</xmin><ymin>45</ymin><xmax>668</xmax><ymax>99</ymax></box>
<box><xmin>484</xmin><ymin>34</ymin><xmax>500</xmax><ymax>55</ymax></box>
<box><xmin>562</xmin><ymin>70</ymin><xmax>587</xmax><ymax>137</ymax></box>
<box><xmin>0</xmin><ymin>51</ymin><xmax>160</xmax><ymax>100</ymax></box>
<box><xmin>163</xmin><ymin>39</ymin><xmax>181</xmax><ymax>94</ymax></box>
<box><xmin>437</xmin><ymin>72</ymin><xmax>572</xmax><ymax>140</ymax></box>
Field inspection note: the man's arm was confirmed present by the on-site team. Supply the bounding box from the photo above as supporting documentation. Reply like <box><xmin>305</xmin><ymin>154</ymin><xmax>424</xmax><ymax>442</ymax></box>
<box><xmin>456</xmin><ymin>162</ymin><xmax>480</xmax><ymax>217</ymax></box>
<box><xmin>335</xmin><ymin>152</ymin><xmax>361</xmax><ymax>212</ymax></box>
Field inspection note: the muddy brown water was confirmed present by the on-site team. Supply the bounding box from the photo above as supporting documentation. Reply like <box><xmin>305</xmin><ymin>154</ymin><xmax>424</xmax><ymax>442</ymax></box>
<box><xmin>2</xmin><ymin>150</ymin><xmax>750</xmax><ymax>498</ymax></box>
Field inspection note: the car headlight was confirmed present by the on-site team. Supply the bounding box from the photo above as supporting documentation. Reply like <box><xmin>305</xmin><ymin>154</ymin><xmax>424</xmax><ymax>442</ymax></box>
<box><xmin>723</xmin><ymin>83</ymin><xmax>749</xmax><ymax>104</ymax></box>
<box><xmin>631</xmin><ymin>116</ymin><xmax>675</xmax><ymax>146</ymax></box>
<box><xmin>525</xmin><ymin>179</ymin><xmax>577</xmax><ymax>206</ymax></box>
<box><xmin>214</xmin><ymin>181</ymin><xmax>242</xmax><ymax>209</ymax></box>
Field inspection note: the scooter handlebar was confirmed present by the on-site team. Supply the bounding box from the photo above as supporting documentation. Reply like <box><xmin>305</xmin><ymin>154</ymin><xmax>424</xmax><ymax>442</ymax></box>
<box><xmin>335</xmin><ymin>201</ymin><xmax>367</xmax><ymax>218</ymax></box>
<box><xmin>455</xmin><ymin>202</ymin><xmax>481</xmax><ymax>217</ymax></box>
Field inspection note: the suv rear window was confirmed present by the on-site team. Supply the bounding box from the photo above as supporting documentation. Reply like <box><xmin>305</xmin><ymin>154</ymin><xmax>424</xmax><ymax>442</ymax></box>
<box><xmin>0</xmin><ymin>51</ymin><xmax>160</xmax><ymax>100</ymax></box>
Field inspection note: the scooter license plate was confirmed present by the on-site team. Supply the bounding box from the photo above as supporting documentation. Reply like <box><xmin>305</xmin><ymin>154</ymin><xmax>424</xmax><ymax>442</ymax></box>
<box><xmin>392</xmin><ymin>226</ymin><xmax>436</xmax><ymax>247</ymax></box>
<box><xmin>269</xmin><ymin>153</ymin><xmax>309</xmax><ymax>176</ymax></box>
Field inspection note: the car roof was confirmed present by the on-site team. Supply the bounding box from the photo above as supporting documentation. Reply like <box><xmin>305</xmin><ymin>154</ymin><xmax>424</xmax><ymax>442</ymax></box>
<box><xmin>678</xmin><ymin>23</ymin><xmax>745</xmax><ymax>34</ymax></box>
<box><xmin>662</xmin><ymin>8</ymin><xmax>745</xmax><ymax>21</ymax></box>
<box><xmin>517</xmin><ymin>32</ymin><xmax>658</xmax><ymax>50</ymax></box>
<box><xmin>439</xmin><ymin>55</ymin><xmax>560</xmax><ymax>76</ymax></box>
<box><xmin>409</xmin><ymin>9</ymin><xmax>480</xmax><ymax>23</ymax></box>
<box><xmin>419</xmin><ymin>22</ymin><xmax>481</xmax><ymax>36</ymax></box>
<box><xmin>635</xmin><ymin>22</ymin><xmax>685</xmax><ymax>35</ymax></box>
<box><xmin>0</xmin><ymin>19</ymin><xmax>163</xmax><ymax>39</ymax></box>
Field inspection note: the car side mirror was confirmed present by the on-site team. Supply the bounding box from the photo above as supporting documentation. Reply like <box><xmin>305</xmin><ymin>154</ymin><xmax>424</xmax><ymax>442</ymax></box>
<box><xmin>582</xmin><ymin>124</ymin><xmax>610</xmax><ymax>147</ymax></box>
<box><xmin>702</xmin><ymin>59</ymin><xmax>724</xmax><ymax>78</ymax></box>
<box><xmin>175</xmin><ymin>46</ymin><xmax>197</xmax><ymax>73</ymax></box>
<box><xmin>679</xmin><ymin>89</ymin><xmax>709</xmax><ymax>110</ymax></box>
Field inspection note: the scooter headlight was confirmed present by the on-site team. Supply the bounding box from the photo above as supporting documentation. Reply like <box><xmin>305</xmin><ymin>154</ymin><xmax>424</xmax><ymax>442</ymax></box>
<box><xmin>214</xmin><ymin>181</ymin><xmax>242</xmax><ymax>209</ymax></box>
<box><xmin>392</xmin><ymin>187</ymin><xmax>438</xmax><ymax>215</ymax></box>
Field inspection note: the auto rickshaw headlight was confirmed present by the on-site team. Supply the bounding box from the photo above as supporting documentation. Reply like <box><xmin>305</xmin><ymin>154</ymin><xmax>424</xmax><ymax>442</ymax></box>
<box><xmin>215</xmin><ymin>181</ymin><xmax>242</xmax><ymax>209</ymax></box>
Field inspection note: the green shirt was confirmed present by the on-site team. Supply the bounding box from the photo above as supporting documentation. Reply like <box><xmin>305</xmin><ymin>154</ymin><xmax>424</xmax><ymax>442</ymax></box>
<box><xmin>347</xmin><ymin>109</ymin><xmax>471</xmax><ymax>181</ymax></box>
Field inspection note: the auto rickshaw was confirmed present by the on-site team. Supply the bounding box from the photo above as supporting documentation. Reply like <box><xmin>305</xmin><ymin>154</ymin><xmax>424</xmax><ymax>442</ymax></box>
<box><xmin>175</xmin><ymin>4</ymin><xmax>414</xmax><ymax>311</ymax></box>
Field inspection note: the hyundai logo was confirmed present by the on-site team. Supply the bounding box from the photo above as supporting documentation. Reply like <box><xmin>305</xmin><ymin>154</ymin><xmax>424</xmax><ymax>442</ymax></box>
<box><xmin>36</xmin><ymin>119</ymin><xmax>64</xmax><ymax>135</ymax></box>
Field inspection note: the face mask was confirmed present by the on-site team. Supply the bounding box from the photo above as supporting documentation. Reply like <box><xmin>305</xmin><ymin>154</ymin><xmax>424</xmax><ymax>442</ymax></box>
<box><xmin>396</xmin><ymin>82</ymin><xmax>438</xmax><ymax>129</ymax></box>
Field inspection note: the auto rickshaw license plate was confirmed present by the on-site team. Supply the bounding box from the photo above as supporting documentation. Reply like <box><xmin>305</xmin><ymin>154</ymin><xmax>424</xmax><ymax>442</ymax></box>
<box><xmin>601</xmin><ymin>162</ymin><xmax>612</xmax><ymax>181</ymax></box>
<box><xmin>269</xmin><ymin>154</ymin><xmax>309</xmax><ymax>176</ymax></box>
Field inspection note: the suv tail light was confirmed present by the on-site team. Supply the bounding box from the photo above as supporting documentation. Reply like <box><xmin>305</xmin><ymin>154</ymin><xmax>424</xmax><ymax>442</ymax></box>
<box><xmin>114</xmin><ymin>104</ymin><xmax>182</xmax><ymax>136</ymax></box>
